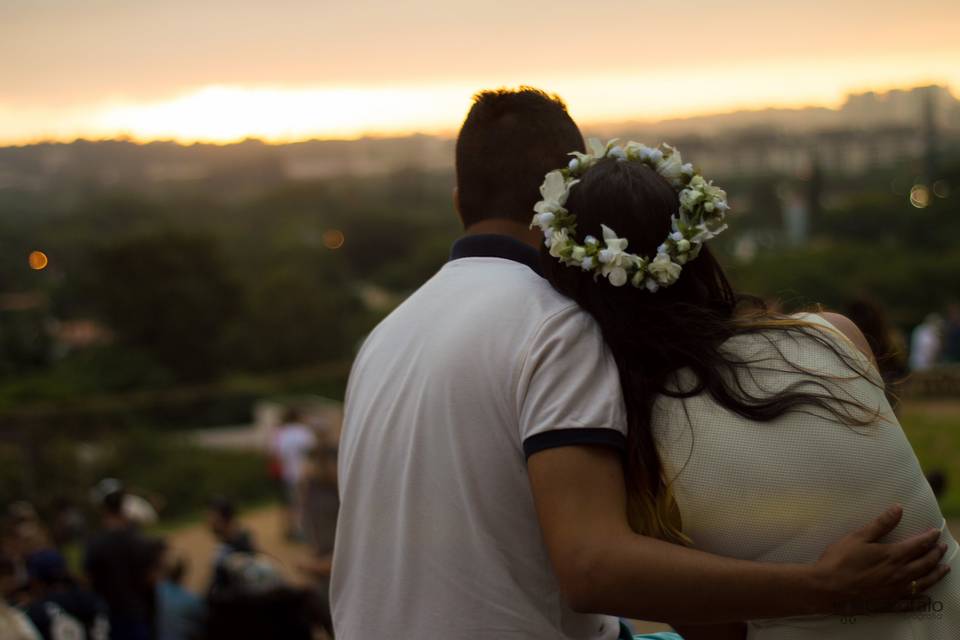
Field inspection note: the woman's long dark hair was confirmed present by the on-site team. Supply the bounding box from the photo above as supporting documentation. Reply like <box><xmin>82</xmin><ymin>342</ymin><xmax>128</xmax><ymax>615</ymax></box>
<box><xmin>540</xmin><ymin>158</ymin><xmax>880</xmax><ymax>543</ymax></box>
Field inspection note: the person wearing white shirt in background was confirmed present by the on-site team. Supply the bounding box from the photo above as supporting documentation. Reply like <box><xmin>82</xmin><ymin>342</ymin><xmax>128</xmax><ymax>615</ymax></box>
<box><xmin>273</xmin><ymin>409</ymin><xmax>317</xmax><ymax>538</ymax></box>
<box><xmin>910</xmin><ymin>313</ymin><xmax>943</xmax><ymax>371</ymax></box>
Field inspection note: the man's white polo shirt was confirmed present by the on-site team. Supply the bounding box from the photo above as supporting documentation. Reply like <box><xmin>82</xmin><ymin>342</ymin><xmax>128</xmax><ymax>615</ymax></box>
<box><xmin>332</xmin><ymin>234</ymin><xmax>628</xmax><ymax>639</ymax></box>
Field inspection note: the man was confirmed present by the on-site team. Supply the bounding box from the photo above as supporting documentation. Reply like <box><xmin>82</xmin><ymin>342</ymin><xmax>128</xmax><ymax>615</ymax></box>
<box><xmin>24</xmin><ymin>550</ymin><xmax>110</xmax><ymax>640</ymax></box>
<box><xmin>206</xmin><ymin>497</ymin><xmax>256</xmax><ymax>595</ymax></box>
<box><xmin>84</xmin><ymin>480</ymin><xmax>159</xmax><ymax>640</ymax></box>
<box><xmin>272</xmin><ymin>409</ymin><xmax>317</xmax><ymax>538</ymax></box>
<box><xmin>331</xmin><ymin>88</ymin><xmax>947</xmax><ymax>639</ymax></box>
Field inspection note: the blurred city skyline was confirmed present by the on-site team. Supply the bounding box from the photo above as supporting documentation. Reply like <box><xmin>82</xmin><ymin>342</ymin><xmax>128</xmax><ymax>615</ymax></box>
<box><xmin>2</xmin><ymin>0</ymin><xmax>960</xmax><ymax>144</ymax></box>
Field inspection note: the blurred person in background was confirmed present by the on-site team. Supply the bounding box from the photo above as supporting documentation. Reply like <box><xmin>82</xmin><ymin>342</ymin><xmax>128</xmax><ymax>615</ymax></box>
<box><xmin>297</xmin><ymin>442</ymin><xmax>339</xmax><ymax>637</ymax></box>
<box><xmin>0</xmin><ymin>598</ymin><xmax>40</xmax><ymax>640</ymax></box>
<box><xmin>84</xmin><ymin>479</ymin><xmax>161</xmax><ymax>640</ymax></box>
<box><xmin>272</xmin><ymin>409</ymin><xmax>317</xmax><ymax>539</ymax></box>
<box><xmin>928</xmin><ymin>470</ymin><xmax>948</xmax><ymax>501</ymax></box>
<box><xmin>3</xmin><ymin>503</ymin><xmax>56</xmax><ymax>608</ymax></box>
<box><xmin>205</xmin><ymin>552</ymin><xmax>312</xmax><ymax>640</ymax></box>
<box><xmin>155</xmin><ymin>547</ymin><xmax>204</xmax><ymax>640</ymax></box>
<box><xmin>204</xmin><ymin>503</ymin><xmax>313</xmax><ymax>640</ymax></box>
<box><xmin>49</xmin><ymin>498</ymin><xmax>88</xmax><ymax>551</ymax></box>
<box><xmin>2</xmin><ymin>551</ymin><xmax>23</xmax><ymax>602</ymax></box>
<box><xmin>845</xmin><ymin>298</ymin><xmax>908</xmax><ymax>409</ymax></box>
<box><xmin>206</xmin><ymin>497</ymin><xmax>255</xmax><ymax>596</ymax></box>
<box><xmin>23</xmin><ymin>549</ymin><xmax>109</xmax><ymax>640</ymax></box>
<box><xmin>910</xmin><ymin>313</ymin><xmax>943</xmax><ymax>371</ymax></box>
<box><xmin>942</xmin><ymin>302</ymin><xmax>960</xmax><ymax>363</ymax></box>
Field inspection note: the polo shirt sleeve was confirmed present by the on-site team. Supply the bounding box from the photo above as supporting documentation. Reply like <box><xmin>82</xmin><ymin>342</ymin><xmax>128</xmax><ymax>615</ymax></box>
<box><xmin>517</xmin><ymin>305</ymin><xmax>628</xmax><ymax>459</ymax></box>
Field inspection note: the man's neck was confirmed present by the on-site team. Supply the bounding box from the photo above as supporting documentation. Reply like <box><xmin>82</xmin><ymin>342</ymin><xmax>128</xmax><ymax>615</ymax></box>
<box><xmin>463</xmin><ymin>219</ymin><xmax>541</xmax><ymax>250</ymax></box>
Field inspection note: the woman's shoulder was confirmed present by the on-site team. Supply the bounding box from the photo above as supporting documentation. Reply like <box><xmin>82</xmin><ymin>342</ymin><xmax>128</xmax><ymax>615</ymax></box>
<box><xmin>794</xmin><ymin>311</ymin><xmax>877</xmax><ymax>365</ymax></box>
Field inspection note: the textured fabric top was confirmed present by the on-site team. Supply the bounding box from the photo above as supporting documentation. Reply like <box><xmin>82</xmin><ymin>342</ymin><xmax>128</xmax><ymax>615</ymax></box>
<box><xmin>653</xmin><ymin>313</ymin><xmax>959</xmax><ymax>638</ymax></box>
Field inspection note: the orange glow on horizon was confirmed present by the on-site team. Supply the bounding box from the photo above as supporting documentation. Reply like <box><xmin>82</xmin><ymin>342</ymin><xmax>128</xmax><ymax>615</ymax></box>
<box><xmin>2</xmin><ymin>51</ymin><xmax>959</xmax><ymax>146</ymax></box>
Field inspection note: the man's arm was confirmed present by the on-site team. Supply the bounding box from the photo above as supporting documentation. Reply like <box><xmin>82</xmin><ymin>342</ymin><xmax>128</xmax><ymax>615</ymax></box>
<box><xmin>528</xmin><ymin>445</ymin><xmax>948</xmax><ymax>624</ymax></box>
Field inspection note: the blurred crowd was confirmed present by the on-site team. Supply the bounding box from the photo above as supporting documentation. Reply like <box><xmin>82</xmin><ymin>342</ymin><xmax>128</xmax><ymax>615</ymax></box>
<box><xmin>1</xmin><ymin>408</ymin><xmax>340</xmax><ymax>640</ymax></box>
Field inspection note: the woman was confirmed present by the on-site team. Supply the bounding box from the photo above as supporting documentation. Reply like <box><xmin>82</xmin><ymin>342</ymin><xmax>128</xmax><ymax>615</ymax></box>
<box><xmin>533</xmin><ymin>140</ymin><xmax>958</xmax><ymax>639</ymax></box>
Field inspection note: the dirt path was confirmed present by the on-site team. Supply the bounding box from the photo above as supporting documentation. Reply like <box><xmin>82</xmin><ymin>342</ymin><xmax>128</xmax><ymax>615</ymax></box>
<box><xmin>166</xmin><ymin>504</ymin><xmax>312</xmax><ymax>594</ymax></box>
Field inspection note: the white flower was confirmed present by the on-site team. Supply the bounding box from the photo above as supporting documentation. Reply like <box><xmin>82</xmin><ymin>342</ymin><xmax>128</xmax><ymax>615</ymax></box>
<box><xmin>608</xmin><ymin>145</ymin><xmax>627</xmax><ymax>161</ymax></box>
<box><xmin>679</xmin><ymin>188</ymin><xmax>704</xmax><ymax>211</ymax></box>
<box><xmin>569</xmin><ymin>151</ymin><xmax>595</xmax><ymax>171</ymax></box>
<box><xmin>702</xmin><ymin>203</ymin><xmax>728</xmax><ymax>232</ymax></box>
<box><xmin>648</xmin><ymin>252</ymin><xmax>683</xmax><ymax>285</ymax></box>
<box><xmin>703</xmin><ymin>182</ymin><xmax>727</xmax><ymax>203</ymax></box>
<box><xmin>656</xmin><ymin>146</ymin><xmax>685</xmax><ymax>185</ymax></box>
<box><xmin>624</xmin><ymin>141</ymin><xmax>652</xmax><ymax>161</ymax></box>
<box><xmin>547</xmin><ymin>229</ymin><xmax>571</xmax><ymax>257</ymax></box>
<box><xmin>537</xmin><ymin>171</ymin><xmax>577</xmax><ymax>210</ymax></box>
<box><xmin>531</xmin><ymin>211</ymin><xmax>555</xmax><ymax>230</ymax></box>
<box><xmin>669</xmin><ymin>231</ymin><xmax>684</xmax><ymax>242</ymax></box>
<box><xmin>596</xmin><ymin>225</ymin><xmax>635</xmax><ymax>285</ymax></box>
<box><xmin>681</xmin><ymin>163</ymin><xmax>694</xmax><ymax>176</ymax></box>
<box><xmin>597</xmin><ymin>224</ymin><xmax>629</xmax><ymax>263</ymax></box>
<box><xmin>645</xmin><ymin>279</ymin><xmax>660</xmax><ymax>293</ymax></box>
<box><xmin>581</xmin><ymin>256</ymin><xmax>596</xmax><ymax>271</ymax></box>
<box><xmin>571</xmin><ymin>246</ymin><xmax>586</xmax><ymax>261</ymax></box>
<box><xmin>676</xmin><ymin>239</ymin><xmax>691</xmax><ymax>253</ymax></box>
<box><xmin>568</xmin><ymin>157</ymin><xmax>581</xmax><ymax>172</ymax></box>
<box><xmin>584</xmin><ymin>235</ymin><xmax>598</xmax><ymax>246</ymax></box>
<box><xmin>647</xmin><ymin>148</ymin><xmax>664</xmax><ymax>164</ymax></box>
<box><xmin>606</xmin><ymin>266</ymin><xmax>628</xmax><ymax>287</ymax></box>
<box><xmin>690</xmin><ymin>222</ymin><xmax>727</xmax><ymax>244</ymax></box>
<box><xmin>587</xmin><ymin>138</ymin><xmax>607</xmax><ymax>158</ymax></box>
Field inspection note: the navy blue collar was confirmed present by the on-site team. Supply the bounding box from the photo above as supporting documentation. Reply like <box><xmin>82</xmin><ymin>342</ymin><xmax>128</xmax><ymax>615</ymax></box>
<box><xmin>449</xmin><ymin>234</ymin><xmax>542</xmax><ymax>276</ymax></box>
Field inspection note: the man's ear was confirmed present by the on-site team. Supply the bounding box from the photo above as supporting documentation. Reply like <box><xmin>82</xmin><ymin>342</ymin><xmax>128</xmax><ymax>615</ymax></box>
<box><xmin>453</xmin><ymin>186</ymin><xmax>466</xmax><ymax>228</ymax></box>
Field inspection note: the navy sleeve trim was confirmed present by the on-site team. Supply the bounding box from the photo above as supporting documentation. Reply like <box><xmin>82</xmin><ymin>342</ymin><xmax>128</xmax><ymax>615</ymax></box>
<box><xmin>523</xmin><ymin>428</ymin><xmax>627</xmax><ymax>460</ymax></box>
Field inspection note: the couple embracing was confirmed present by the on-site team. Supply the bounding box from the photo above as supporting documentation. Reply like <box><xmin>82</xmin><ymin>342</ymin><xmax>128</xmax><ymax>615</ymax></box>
<box><xmin>331</xmin><ymin>88</ymin><xmax>958</xmax><ymax>639</ymax></box>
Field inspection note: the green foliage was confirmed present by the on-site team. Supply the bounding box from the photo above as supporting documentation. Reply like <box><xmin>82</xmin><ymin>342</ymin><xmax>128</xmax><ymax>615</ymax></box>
<box><xmin>79</xmin><ymin>230</ymin><xmax>240</xmax><ymax>381</ymax></box>
<box><xmin>95</xmin><ymin>430</ymin><xmax>274</xmax><ymax>521</ymax></box>
<box><xmin>0</xmin><ymin>308</ymin><xmax>52</xmax><ymax>374</ymax></box>
<box><xmin>726</xmin><ymin>244</ymin><xmax>960</xmax><ymax>328</ymax></box>
<box><xmin>0</xmin><ymin>430</ymin><xmax>274</xmax><ymax>523</ymax></box>
<box><xmin>900</xmin><ymin>402</ymin><xmax>960</xmax><ymax>518</ymax></box>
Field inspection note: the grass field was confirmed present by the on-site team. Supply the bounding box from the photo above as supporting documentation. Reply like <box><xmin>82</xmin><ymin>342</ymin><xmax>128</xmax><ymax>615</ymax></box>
<box><xmin>900</xmin><ymin>399</ymin><xmax>960</xmax><ymax>517</ymax></box>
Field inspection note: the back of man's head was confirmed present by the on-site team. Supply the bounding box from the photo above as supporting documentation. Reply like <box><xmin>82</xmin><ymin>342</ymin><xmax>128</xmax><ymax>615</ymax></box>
<box><xmin>455</xmin><ymin>87</ymin><xmax>584</xmax><ymax>228</ymax></box>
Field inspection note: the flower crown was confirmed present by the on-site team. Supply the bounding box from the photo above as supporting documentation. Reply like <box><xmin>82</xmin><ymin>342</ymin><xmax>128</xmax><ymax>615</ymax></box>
<box><xmin>531</xmin><ymin>138</ymin><xmax>730</xmax><ymax>292</ymax></box>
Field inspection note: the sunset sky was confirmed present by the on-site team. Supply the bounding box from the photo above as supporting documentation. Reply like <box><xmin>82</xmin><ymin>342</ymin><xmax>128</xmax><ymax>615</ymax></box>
<box><xmin>2</xmin><ymin>0</ymin><xmax>959</xmax><ymax>144</ymax></box>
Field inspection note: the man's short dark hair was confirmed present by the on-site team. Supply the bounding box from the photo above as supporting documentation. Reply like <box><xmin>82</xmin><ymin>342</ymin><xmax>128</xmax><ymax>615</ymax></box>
<box><xmin>455</xmin><ymin>87</ymin><xmax>584</xmax><ymax>228</ymax></box>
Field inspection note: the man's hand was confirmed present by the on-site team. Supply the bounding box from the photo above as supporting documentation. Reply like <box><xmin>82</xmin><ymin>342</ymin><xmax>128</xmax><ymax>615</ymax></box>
<box><xmin>811</xmin><ymin>505</ymin><xmax>949</xmax><ymax>614</ymax></box>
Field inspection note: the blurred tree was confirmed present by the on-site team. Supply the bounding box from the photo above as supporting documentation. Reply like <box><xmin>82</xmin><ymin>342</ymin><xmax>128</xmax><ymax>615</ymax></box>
<box><xmin>0</xmin><ymin>308</ymin><xmax>52</xmax><ymax>375</ymax></box>
<box><xmin>225</xmin><ymin>252</ymin><xmax>364</xmax><ymax>371</ymax></box>
<box><xmin>82</xmin><ymin>231</ymin><xmax>239</xmax><ymax>382</ymax></box>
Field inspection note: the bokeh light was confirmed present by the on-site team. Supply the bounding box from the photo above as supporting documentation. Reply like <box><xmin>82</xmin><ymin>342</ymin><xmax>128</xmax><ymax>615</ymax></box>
<box><xmin>933</xmin><ymin>180</ymin><xmax>951</xmax><ymax>199</ymax></box>
<box><xmin>910</xmin><ymin>185</ymin><xmax>931</xmax><ymax>209</ymax></box>
<box><xmin>322</xmin><ymin>230</ymin><xmax>345</xmax><ymax>250</ymax></box>
<box><xmin>28</xmin><ymin>250</ymin><xmax>49</xmax><ymax>270</ymax></box>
